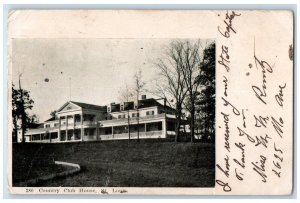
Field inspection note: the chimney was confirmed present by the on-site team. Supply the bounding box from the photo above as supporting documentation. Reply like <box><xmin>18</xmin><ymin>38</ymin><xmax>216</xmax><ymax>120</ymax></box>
<box><xmin>111</xmin><ymin>103</ymin><xmax>116</xmax><ymax>112</ymax></box>
<box><xmin>141</xmin><ymin>95</ymin><xmax>146</xmax><ymax>100</ymax></box>
<box><xmin>107</xmin><ymin>102</ymin><xmax>116</xmax><ymax>112</ymax></box>
<box><xmin>120</xmin><ymin>103</ymin><xmax>124</xmax><ymax>111</ymax></box>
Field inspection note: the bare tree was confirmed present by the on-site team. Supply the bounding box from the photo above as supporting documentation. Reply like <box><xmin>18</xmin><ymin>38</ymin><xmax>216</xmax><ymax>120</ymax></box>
<box><xmin>118</xmin><ymin>83</ymin><xmax>134</xmax><ymax>141</ymax></box>
<box><xmin>50</xmin><ymin>110</ymin><xmax>58</xmax><ymax>119</ymax></box>
<box><xmin>133</xmin><ymin>68</ymin><xmax>145</xmax><ymax>142</ymax></box>
<box><xmin>179</xmin><ymin>40</ymin><xmax>203</xmax><ymax>143</ymax></box>
<box><xmin>154</xmin><ymin>40</ymin><xmax>205</xmax><ymax>142</ymax></box>
<box><xmin>153</xmin><ymin>41</ymin><xmax>189</xmax><ymax>142</ymax></box>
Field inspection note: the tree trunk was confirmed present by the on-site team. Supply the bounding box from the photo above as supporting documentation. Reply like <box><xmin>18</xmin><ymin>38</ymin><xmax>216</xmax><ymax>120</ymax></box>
<box><xmin>184</xmin><ymin>125</ymin><xmax>187</xmax><ymax>141</ymax></box>
<box><xmin>190</xmin><ymin>100</ymin><xmax>195</xmax><ymax>143</ymax></box>
<box><xmin>127</xmin><ymin>110</ymin><xmax>130</xmax><ymax>142</ymax></box>
<box><xmin>19</xmin><ymin>81</ymin><xmax>26</xmax><ymax>143</ymax></box>
<box><xmin>21</xmin><ymin>103</ymin><xmax>26</xmax><ymax>143</ymax></box>
<box><xmin>137</xmin><ymin>94</ymin><xmax>140</xmax><ymax>143</ymax></box>
<box><xmin>13</xmin><ymin>118</ymin><xmax>18</xmax><ymax>143</ymax></box>
<box><xmin>205</xmin><ymin>113</ymin><xmax>209</xmax><ymax>139</ymax></box>
<box><xmin>175</xmin><ymin>105</ymin><xmax>182</xmax><ymax>142</ymax></box>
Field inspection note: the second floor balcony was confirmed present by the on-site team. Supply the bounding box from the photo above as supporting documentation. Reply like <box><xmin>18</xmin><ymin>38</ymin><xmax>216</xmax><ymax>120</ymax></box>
<box><xmin>100</xmin><ymin>113</ymin><xmax>167</xmax><ymax>126</ymax></box>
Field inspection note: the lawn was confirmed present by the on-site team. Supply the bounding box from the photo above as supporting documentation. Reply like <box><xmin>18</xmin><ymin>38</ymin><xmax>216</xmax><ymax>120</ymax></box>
<box><xmin>12</xmin><ymin>139</ymin><xmax>215</xmax><ymax>187</ymax></box>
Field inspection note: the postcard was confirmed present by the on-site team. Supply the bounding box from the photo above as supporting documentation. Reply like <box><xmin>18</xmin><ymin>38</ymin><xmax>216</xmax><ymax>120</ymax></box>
<box><xmin>7</xmin><ymin>10</ymin><xmax>293</xmax><ymax>195</ymax></box>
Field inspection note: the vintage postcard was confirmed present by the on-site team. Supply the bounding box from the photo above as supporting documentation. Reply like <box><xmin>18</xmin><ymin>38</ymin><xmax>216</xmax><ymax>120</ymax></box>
<box><xmin>7</xmin><ymin>10</ymin><xmax>293</xmax><ymax>195</ymax></box>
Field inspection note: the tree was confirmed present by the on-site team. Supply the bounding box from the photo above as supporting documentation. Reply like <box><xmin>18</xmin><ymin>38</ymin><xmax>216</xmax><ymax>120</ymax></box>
<box><xmin>27</xmin><ymin>114</ymin><xmax>39</xmax><ymax>126</ymax></box>
<box><xmin>133</xmin><ymin>68</ymin><xmax>145</xmax><ymax>142</ymax></box>
<box><xmin>195</xmin><ymin>42</ymin><xmax>216</xmax><ymax>141</ymax></box>
<box><xmin>12</xmin><ymin>84</ymin><xmax>20</xmax><ymax>143</ymax></box>
<box><xmin>179</xmin><ymin>40</ymin><xmax>205</xmax><ymax>143</ymax></box>
<box><xmin>12</xmin><ymin>82</ymin><xmax>34</xmax><ymax>143</ymax></box>
<box><xmin>118</xmin><ymin>83</ymin><xmax>135</xmax><ymax>141</ymax></box>
<box><xmin>50</xmin><ymin>110</ymin><xmax>58</xmax><ymax>119</ymax></box>
<box><xmin>153</xmin><ymin>41</ymin><xmax>189</xmax><ymax>142</ymax></box>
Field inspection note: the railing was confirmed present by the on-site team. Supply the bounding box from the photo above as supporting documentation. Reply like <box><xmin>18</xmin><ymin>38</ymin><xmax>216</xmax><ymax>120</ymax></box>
<box><xmin>100</xmin><ymin>131</ymin><xmax>164</xmax><ymax>140</ymax></box>
<box><xmin>82</xmin><ymin>121</ymin><xmax>98</xmax><ymax>127</ymax></box>
<box><xmin>101</xmin><ymin>113</ymin><xmax>167</xmax><ymax>125</ymax></box>
<box><xmin>26</xmin><ymin>127</ymin><xmax>58</xmax><ymax>134</ymax></box>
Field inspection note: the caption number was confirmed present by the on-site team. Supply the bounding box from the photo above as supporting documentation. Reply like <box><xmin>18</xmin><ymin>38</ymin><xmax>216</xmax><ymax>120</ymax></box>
<box><xmin>26</xmin><ymin>188</ymin><xmax>34</xmax><ymax>193</ymax></box>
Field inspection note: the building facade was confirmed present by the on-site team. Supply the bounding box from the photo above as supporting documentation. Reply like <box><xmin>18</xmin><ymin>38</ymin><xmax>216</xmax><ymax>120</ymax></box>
<box><xmin>25</xmin><ymin>97</ymin><xmax>178</xmax><ymax>143</ymax></box>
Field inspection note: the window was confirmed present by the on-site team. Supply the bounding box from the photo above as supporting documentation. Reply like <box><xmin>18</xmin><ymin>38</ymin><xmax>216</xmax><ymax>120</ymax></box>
<box><xmin>32</xmin><ymin>134</ymin><xmax>40</xmax><ymax>141</ymax></box>
<box><xmin>146</xmin><ymin>122</ymin><xmax>163</xmax><ymax>132</ymax></box>
<box><xmin>54</xmin><ymin>123</ymin><xmax>59</xmax><ymax>127</ymax></box>
<box><xmin>44</xmin><ymin>133</ymin><xmax>50</xmax><ymax>140</ymax></box>
<box><xmin>50</xmin><ymin>132</ymin><xmax>58</xmax><ymax>139</ymax></box>
<box><xmin>129</xmin><ymin>124</ymin><xmax>145</xmax><ymax>133</ymax></box>
<box><xmin>45</xmin><ymin>124</ymin><xmax>50</xmax><ymax>128</ymax></box>
<box><xmin>146</xmin><ymin>111</ymin><xmax>155</xmax><ymax>116</ymax></box>
<box><xmin>113</xmin><ymin>125</ymin><xmax>128</xmax><ymax>134</ymax></box>
<box><xmin>99</xmin><ymin>127</ymin><xmax>112</xmax><ymax>135</ymax></box>
<box><xmin>118</xmin><ymin>114</ymin><xmax>126</xmax><ymax>119</ymax></box>
<box><xmin>132</xmin><ymin>113</ymin><xmax>139</xmax><ymax>118</ymax></box>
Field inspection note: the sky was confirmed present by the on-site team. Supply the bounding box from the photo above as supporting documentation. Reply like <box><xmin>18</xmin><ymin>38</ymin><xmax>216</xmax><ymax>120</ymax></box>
<box><xmin>11</xmin><ymin>38</ymin><xmax>210</xmax><ymax>122</ymax></box>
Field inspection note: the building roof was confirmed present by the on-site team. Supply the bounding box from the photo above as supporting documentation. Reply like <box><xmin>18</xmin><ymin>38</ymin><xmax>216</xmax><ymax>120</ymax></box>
<box><xmin>71</xmin><ymin>101</ymin><xmax>107</xmax><ymax>111</ymax></box>
<box><xmin>57</xmin><ymin>99</ymin><xmax>174</xmax><ymax>115</ymax></box>
<box><xmin>138</xmin><ymin>98</ymin><xmax>161</xmax><ymax>108</ymax></box>
<box><xmin>113</xmin><ymin>98</ymin><xmax>175</xmax><ymax>112</ymax></box>
<box><xmin>45</xmin><ymin>116</ymin><xmax>56</xmax><ymax>122</ymax></box>
<box><xmin>138</xmin><ymin>98</ymin><xmax>175</xmax><ymax>112</ymax></box>
<box><xmin>27</xmin><ymin>122</ymin><xmax>44</xmax><ymax>129</ymax></box>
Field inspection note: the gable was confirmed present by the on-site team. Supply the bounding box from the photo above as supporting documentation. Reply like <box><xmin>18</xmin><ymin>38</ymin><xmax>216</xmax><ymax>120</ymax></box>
<box><xmin>57</xmin><ymin>102</ymin><xmax>81</xmax><ymax>113</ymax></box>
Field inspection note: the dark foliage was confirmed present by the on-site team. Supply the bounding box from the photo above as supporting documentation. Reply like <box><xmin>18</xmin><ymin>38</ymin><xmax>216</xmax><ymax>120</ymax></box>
<box><xmin>195</xmin><ymin>42</ymin><xmax>216</xmax><ymax>141</ymax></box>
<box><xmin>12</xmin><ymin>83</ymin><xmax>35</xmax><ymax>143</ymax></box>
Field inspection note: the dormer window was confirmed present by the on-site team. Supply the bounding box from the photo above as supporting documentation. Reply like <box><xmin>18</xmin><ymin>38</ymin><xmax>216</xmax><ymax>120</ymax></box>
<box><xmin>118</xmin><ymin>114</ymin><xmax>126</xmax><ymax>119</ymax></box>
<box><xmin>146</xmin><ymin>111</ymin><xmax>155</xmax><ymax>116</ymax></box>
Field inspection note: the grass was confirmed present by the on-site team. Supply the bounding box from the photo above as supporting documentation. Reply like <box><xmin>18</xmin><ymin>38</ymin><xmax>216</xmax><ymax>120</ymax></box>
<box><xmin>12</xmin><ymin>139</ymin><xmax>215</xmax><ymax>187</ymax></box>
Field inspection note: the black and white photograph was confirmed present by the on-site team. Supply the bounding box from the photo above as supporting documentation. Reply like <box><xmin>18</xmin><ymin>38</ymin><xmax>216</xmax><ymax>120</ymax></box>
<box><xmin>11</xmin><ymin>38</ymin><xmax>216</xmax><ymax>188</ymax></box>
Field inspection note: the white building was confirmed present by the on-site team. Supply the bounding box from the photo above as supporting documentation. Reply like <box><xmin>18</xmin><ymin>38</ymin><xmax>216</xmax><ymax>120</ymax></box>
<box><xmin>25</xmin><ymin>96</ymin><xmax>178</xmax><ymax>143</ymax></box>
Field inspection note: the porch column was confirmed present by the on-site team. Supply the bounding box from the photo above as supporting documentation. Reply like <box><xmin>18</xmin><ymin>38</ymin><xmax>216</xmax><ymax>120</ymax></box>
<box><xmin>145</xmin><ymin>123</ymin><xmax>147</xmax><ymax>136</ymax></box>
<box><xmin>73</xmin><ymin>114</ymin><xmax>75</xmax><ymax>140</ymax></box>
<box><xmin>112</xmin><ymin>126</ymin><xmax>114</xmax><ymax>139</ymax></box>
<box><xmin>58</xmin><ymin>116</ymin><xmax>61</xmax><ymax>141</ymax></box>
<box><xmin>66</xmin><ymin>115</ymin><xmax>68</xmax><ymax>141</ymax></box>
<box><xmin>81</xmin><ymin>114</ymin><xmax>83</xmax><ymax>141</ymax></box>
<box><xmin>162</xmin><ymin>120</ymin><xmax>167</xmax><ymax>138</ymax></box>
